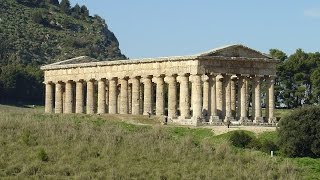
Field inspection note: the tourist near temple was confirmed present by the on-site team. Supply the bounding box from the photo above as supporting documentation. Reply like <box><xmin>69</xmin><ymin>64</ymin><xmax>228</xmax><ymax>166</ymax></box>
<box><xmin>41</xmin><ymin>44</ymin><xmax>278</xmax><ymax>126</ymax></box>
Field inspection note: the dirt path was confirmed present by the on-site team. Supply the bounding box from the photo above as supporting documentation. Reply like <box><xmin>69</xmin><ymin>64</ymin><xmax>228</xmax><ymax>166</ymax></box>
<box><xmin>208</xmin><ymin>126</ymin><xmax>277</xmax><ymax>135</ymax></box>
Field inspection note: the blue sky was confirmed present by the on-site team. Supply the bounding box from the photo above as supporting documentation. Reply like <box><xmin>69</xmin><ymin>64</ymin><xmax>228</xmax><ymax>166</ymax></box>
<box><xmin>71</xmin><ymin>0</ymin><xmax>320</xmax><ymax>58</ymax></box>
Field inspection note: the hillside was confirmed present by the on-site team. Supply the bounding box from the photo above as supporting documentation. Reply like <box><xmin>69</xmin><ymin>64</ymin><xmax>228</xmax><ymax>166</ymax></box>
<box><xmin>0</xmin><ymin>0</ymin><xmax>126</xmax><ymax>103</ymax></box>
<box><xmin>0</xmin><ymin>0</ymin><xmax>126</xmax><ymax>65</ymax></box>
<box><xmin>0</xmin><ymin>105</ymin><xmax>305</xmax><ymax>179</ymax></box>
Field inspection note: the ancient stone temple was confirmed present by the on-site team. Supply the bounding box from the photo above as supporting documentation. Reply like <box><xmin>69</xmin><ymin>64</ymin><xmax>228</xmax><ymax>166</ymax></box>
<box><xmin>41</xmin><ymin>44</ymin><xmax>278</xmax><ymax>126</ymax></box>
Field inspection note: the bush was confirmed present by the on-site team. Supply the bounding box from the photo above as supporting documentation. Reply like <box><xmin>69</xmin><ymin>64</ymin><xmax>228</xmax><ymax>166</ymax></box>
<box><xmin>278</xmin><ymin>106</ymin><xmax>320</xmax><ymax>157</ymax></box>
<box><xmin>229</xmin><ymin>131</ymin><xmax>254</xmax><ymax>148</ymax></box>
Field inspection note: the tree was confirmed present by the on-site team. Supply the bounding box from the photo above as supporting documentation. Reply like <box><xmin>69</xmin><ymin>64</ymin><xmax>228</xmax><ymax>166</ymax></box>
<box><xmin>45</xmin><ymin>0</ymin><xmax>59</xmax><ymax>5</ymax></box>
<box><xmin>279</xmin><ymin>106</ymin><xmax>320</xmax><ymax>157</ymax></box>
<box><xmin>60</xmin><ymin>0</ymin><xmax>71</xmax><ymax>14</ymax></box>
<box><xmin>71</xmin><ymin>4</ymin><xmax>81</xmax><ymax>18</ymax></box>
<box><xmin>81</xmin><ymin>5</ymin><xmax>89</xmax><ymax>17</ymax></box>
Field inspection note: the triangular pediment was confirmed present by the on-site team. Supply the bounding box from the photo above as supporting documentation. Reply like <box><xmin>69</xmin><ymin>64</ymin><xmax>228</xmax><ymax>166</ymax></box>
<box><xmin>198</xmin><ymin>44</ymin><xmax>272</xmax><ymax>59</ymax></box>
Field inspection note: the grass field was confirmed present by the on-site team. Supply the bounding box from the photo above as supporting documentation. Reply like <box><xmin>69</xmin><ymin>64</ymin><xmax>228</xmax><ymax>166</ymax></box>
<box><xmin>0</xmin><ymin>105</ymin><xmax>318</xmax><ymax>179</ymax></box>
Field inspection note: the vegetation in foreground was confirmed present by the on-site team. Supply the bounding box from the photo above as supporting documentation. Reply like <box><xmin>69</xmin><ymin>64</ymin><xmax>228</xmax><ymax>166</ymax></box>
<box><xmin>0</xmin><ymin>105</ymin><xmax>305</xmax><ymax>179</ymax></box>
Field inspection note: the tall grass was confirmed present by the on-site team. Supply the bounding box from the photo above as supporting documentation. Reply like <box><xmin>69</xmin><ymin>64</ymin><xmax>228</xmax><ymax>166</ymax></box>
<box><xmin>0</xmin><ymin>105</ymin><xmax>300</xmax><ymax>179</ymax></box>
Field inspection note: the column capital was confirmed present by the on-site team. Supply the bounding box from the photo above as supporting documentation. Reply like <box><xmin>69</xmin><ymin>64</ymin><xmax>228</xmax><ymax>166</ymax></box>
<box><xmin>152</xmin><ymin>75</ymin><xmax>164</xmax><ymax>83</ymax></box>
<box><xmin>201</xmin><ymin>74</ymin><xmax>209</xmax><ymax>82</ymax></box>
<box><xmin>231</xmin><ymin>75</ymin><xmax>238</xmax><ymax>80</ymax></box>
<box><xmin>164</xmin><ymin>75</ymin><xmax>176</xmax><ymax>83</ymax></box>
<box><xmin>216</xmin><ymin>74</ymin><xmax>224</xmax><ymax>81</ymax></box>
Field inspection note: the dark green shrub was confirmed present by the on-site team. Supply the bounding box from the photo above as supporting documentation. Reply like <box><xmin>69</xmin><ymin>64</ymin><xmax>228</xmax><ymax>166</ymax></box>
<box><xmin>229</xmin><ymin>131</ymin><xmax>253</xmax><ymax>148</ymax></box>
<box><xmin>278</xmin><ymin>106</ymin><xmax>320</xmax><ymax>157</ymax></box>
<box><xmin>260</xmin><ymin>139</ymin><xmax>278</xmax><ymax>153</ymax></box>
<box><xmin>38</xmin><ymin>148</ymin><xmax>49</xmax><ymax>162</ymax></box>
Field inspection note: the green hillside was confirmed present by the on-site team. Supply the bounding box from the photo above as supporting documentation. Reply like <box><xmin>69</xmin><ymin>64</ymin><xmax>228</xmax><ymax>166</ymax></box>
<box><xmin>0</xmin><ymin>0</ymin><xmax>126</xmax><ymax>103</ymax></box>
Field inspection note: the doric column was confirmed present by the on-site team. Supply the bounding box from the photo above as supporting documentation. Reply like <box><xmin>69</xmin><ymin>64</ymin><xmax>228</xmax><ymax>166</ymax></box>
<box><xmin>86</xmin><ymin>79</ymin><xmax>95</xmax><ymax>114</ymax></box>
<box><xmin>165</xmin><ymin>75</ymin><xmax>177</xmax><ymax>118</ymax></box>
<box><xmin>64</xmin><ymin>80</ymin><xmax>74</xmax><ymax>114</ymax></box>
<box><xmin>109</xmin><ymin>77</ymin><xmax>118</xmax><ymax>114</ymax></box>
<box><xmin>45</xmin><ymin>82</ymin><xmax>54</xmax><ymax>113</ymax></box>
<box><xmin>142</xmin><ymin>75</ymin><xmax>152</xmax><ymax>115</ymax></box>
<box><xmin>209</xmin><ymin>74</ymin><xmax>219</xmax><ymax>122</ymax></box>
<box><xmin>97</xmin><ymin>79</ymin><xmax>106</xmax><ymax>114</ymax></box>
<box><xmin>239</xmin><ymin>75</ymin><xmax>248</xmax><ymax>122</ymax></box>
<box><xmin>231</xmin><ymin>75</ymin><xmax>237</xmax><ymax>118</ymax></box>
<box><xmin>267</xmin><ymin>76</ymin><xmax>276</xmax><ymax>123</ymax></box>
<box><xmin>131</xmin><ymin>76</ymin><xmax>140</xmax><ymax>115</ymax></box>
<box><xmin>128</xmin><ymin>84</ymin><xmax>132</xmax><ymax>114</ymax></box>
<box><xmin>216</xmin><ymin>74</ymin><xmax>223</xmax><ymax>119</ymax></box>
<box><xmin>191</xmin><ymin>74</ymin><xmax>202</xmax><ymax>119</ymax></box>
<box><xmin>178</xmin><ymin>74</ymin><xmax>190</xmax><ymax>119</ymax></box>
<box><xmin>254</xmin><ymin>76</ymin><xmax>262</xmax><ymax>123</ymax></box>
<box><xmin>154</xmin><ymin>76</ymin><xmax>165</xmax><ymax>116</ymax></box>
<box><xmin>75</xmin><ymin>80</ymin><xmax>84</xmax><ymax>114</ymax></box>
<box><xmin>55</xmin><ymin>82</ymin><xmax>63</xmax><ymax>114</ymax></box>
<box><xmin>105</xmin><ymin>85</ymin><xmax>109</xmax><ymax>113</ymax></box>
<box><xmin>224</xmin><ymin>75</ymin><xmax>232</xmax><ymax>122</ymax></box>
<box><xmin>120</xmin><ymin>77</ymin><xmax>129</xmax><ymax>114</ymax></box>
<box><xmin>202</xmin><ymin>75</ymin><xmax>209</xmax><ymax>119</ymax></box>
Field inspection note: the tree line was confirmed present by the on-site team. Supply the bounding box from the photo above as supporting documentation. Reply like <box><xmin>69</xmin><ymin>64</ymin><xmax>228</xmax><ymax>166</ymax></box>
<box><xmin>1</xmin><ymin>47</ymin><xmax>319</xmax><ymax>107</ymax></box>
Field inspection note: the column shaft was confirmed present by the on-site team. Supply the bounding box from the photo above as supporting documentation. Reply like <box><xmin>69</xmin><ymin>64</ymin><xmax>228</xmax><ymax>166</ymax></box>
<box><xmin>45</xmin><ymin>83</ymin><xmax>54</xmax><ymax>113</ymax></box>
<box><xmin>231</xmin><ymin>76</ymin><xmax>237</xmax><ymax>117</ymax></box>
<box><xmin>268</xmin><ymin>76</ymin><xmax>276</xmax><ymax>123</ymax></box>
<box><xmin>192</xmin><ymin>74</ymin><xmax>202</xmax><ymax>118</ymax></box>
<box><xmin>216</xmin><ymin>75</ymin><xmax>223</xmax><ymax>119</ymax></box>
<box><xmin>240</xmin><ymin>76</ymin><xmax>248</xmax><ymax>121</ymax></box>
<box><xmin>64</xmin><ymin>81</ymin><xmax>73</xmax><ymax>113</ymax></box>
<box><xmin>210</xmin><ymin>75</ymin><xmax>217</xmax><ymax>117</ymax></box>
<box><xmin>109</xmin><ymin>78</ymin><xmax>117</xmax><ymax>114</ymax></box>
<box><xmin>75</xmin><ymin>81</ymin><xmax>84</xmax><ymax>113</ymax></box>
<box><xmin>179</xmin><ymin>75</ymin><xmax>190</xmax><ymax>119</ymax></box>
<box><xmin>155</xmin><ymin>76</ymin><xmax>165</xmax><ymax>116</ymax></box>
<box><xmin>254</xmin><ymin>77</ymin><xmax>262</xmax><ymax>122</ymax></box>
<box><xmin>143</xmin><ymin>76</ymin><xmax>152</xmax><ymax>115</ymax></box>
<box><xmin>55</xmin><ymin>82</ymin><xmax>63</xmax><ymax>113</ymax></box>
<box><xmin>165</xmin><ymin>76</ymin><xmax>177</xmax><ymax>118</ymax></box>
<box><xmin>97</xmin><ymin>80</ymin><xmax>106</xmax><ymax>114</ymax></box>
<box><xmin>86</xmin><ymin>80</ymin><xmax>95</xmax><ymax>114</ymax></box>
<box><xmin>128</xmin><ymin>84</ymin><xmax>132</xmax><ymax>114</ymax></box>
<box><xmin>120</xmin><ymin>78</ymin><xmax>129</xmax><ymax>114</ymax></box>
<box><xmin>131</xmin><ymin>77</ymin><xmax>140</xmax><ymax>115</ymax></box>
<box><xmin>202</xmin><ymin>76</ymin><xmax>209</xmax><ymax>119</ymax></box>
<box><xmin>225</xmin><ymin>75</ymin><xmax>232</xmax><ymax>121</ymax></box>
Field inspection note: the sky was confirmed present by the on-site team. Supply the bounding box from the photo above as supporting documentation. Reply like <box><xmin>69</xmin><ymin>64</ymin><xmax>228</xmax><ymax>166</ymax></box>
<box><xmin>71</xmin><ymin>0</ymin><xmax>320</xmax><ymax>59</ymax></box>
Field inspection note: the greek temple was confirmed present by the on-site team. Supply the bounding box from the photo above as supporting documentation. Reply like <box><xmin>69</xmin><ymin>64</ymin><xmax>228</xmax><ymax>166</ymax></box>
<box><xmin>41</xmin><ymin>44</ymin><xmax>278</xmax><ymax>126</ymax></box>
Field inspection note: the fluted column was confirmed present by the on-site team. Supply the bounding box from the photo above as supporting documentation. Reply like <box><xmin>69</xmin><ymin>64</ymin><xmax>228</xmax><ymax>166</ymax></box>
<box><xmin>216</xmin><ymin>75</ymin><xmax>223</xmax><ymax>119</ymax></box>
<box><xmin>239</xmin><ymin>76</ymin><xmax>248</xmax><ymax>122</ymax></box>
<box><xmin>191</xmin><ymin>74</ymin><xmax>202</xmax><ymax>119</ymax></box>
<box><xmin>224</xmin><ymin>75</ymin><xmax>232</xmax><ymax>121</ymax></box>
<box><xmin>105</xmin><ymin>85</ymin><xmax>109</xmax><ymax>113</ymax></box>
<box><xmin>142</xmin><ymin>76</ymin><xmax>152</xmax><ymax>115</ymax></box>
<box><xmin>97</xmin><ymin>79</ymin><xmax>106</xmax><ymax>114</ymax></box>
<box><xmin>55</xmin><ymin>82</ymin><xmax>63</xmax><ymax>114</ymax></box>
<box><xmin>45</xmin><ymin>82</ymin><xmax>54</xmax><ymax>113</ymax></box>
<box><xmin>254</xmin><ymin>76</ymin><xmax>262</xmax><ymax>122</ymax></box>
<box><xmin>154</xmin><ymin>76</ymin><xmax>165</xmax><ymax>116</ymax></box>
<box><xmin>131</xmin><ymin>77</ymin><xmax>140</xmax><ymax>115</ymax></box>
<box><xmin>178</xmin><ymin>74</ymin><xmax>190</xmax><ymax>119</ymax></box>
<box><xmin>165</xmin><ymin>75</ymin><xmax>177</xmax><ymax>118</ymax></box>
<box><xmin>75</xmin><ymin>80</ymin><xmax>84</xmax><ymax>113</ymax></box>
<box><xmin>64</xmin><ymin>80</ymin><xmax>74</xmax><ymax>113</ymax></box>
<box><xmin>86</xmin><ymin>80</ymin><xmax>95</xmax><ymax>114</ymax></box>
<box><xmin>231</xmin><ymin>75</ymin><xmax>237</xmax><ymax>117</ymax></box>
<box><xmin>128</xmin><ymin>84</ymin><xmax>132</xmax><ymax>114</ymax></box>
<box><xmin>202</xmin><ymin>75</ymin><xmax>209</xmax><ymax>119</ymax></box>
<box><xmin>209</xmin><ymin>74</ymin><xmax>219</xmax><ymax>121</ymax></box>
<box><xmin>109</xmin><ymin>77</ymin><xmax>118</xmax><ymax>114</ymax></box>
<box><xmin>120</xmin><ymin>77</ymin><xmax>129</xmax><ymax>114</ymax></box>
<box><xmin>267</xmin><ymin>76</ymin><xmax>276</xmax><ymax>123</ymax></box>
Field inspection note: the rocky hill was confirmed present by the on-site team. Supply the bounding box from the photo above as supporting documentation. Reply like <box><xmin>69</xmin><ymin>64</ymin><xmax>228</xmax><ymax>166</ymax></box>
<box><xmin>0</xmin><ymin>0</ymin><xmax>126</xmax><ymax>103</ymax></box>
<box><xmin>0</xmin><ymin>0</ymin><xmax>126</xmax><ymax>66</ymax></box>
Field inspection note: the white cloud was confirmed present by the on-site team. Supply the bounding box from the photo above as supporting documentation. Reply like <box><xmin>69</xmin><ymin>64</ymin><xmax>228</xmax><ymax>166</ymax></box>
<box><xmin>304</xmin><ymin>8</ymin><xmax>320</xmax><ymax>18</ymax></box>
